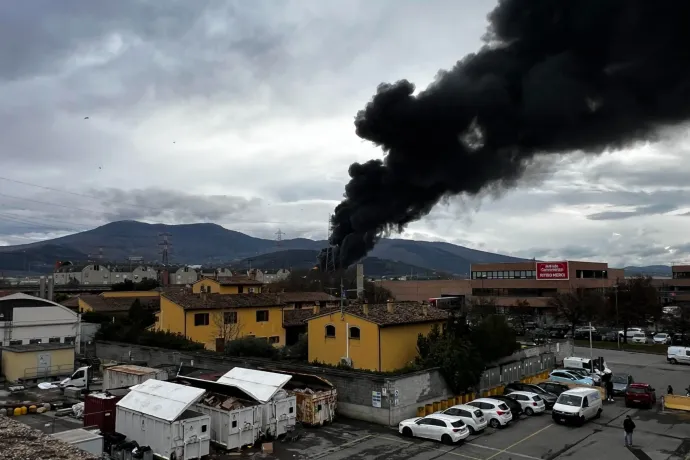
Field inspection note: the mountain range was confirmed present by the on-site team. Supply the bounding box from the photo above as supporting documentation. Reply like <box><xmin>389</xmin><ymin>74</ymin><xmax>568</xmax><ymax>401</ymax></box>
<box><xmin>0</xmin><ymin>220</ymin><xmax>676</xmax><ymax>278</ymax></box>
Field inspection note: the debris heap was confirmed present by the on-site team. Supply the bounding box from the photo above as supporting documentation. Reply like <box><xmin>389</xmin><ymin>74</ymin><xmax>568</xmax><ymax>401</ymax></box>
<box><xmin>0</xmin><ymin>416</ymin><xmax>99</xmax><ymax>460</ymax></box>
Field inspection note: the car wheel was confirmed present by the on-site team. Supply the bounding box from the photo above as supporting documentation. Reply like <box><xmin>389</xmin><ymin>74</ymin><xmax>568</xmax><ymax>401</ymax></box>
<box><xmin>441</xmin><ymin>434</ymin><xmax>454</xmax><ymax>445</ymax></box>
<box><xmin>670</xmin><ymin>358</ymin><xmax>678</xmax><ymax>365</ymax></box>
<box><xmin>525</xmin><ymin>407</ymin><xmax>534</xmax><ymax>416</ymax></box>
<box><xmin>467</xmin><ymin>426</ymin><xmax>476</xmax><ymax>435</ymax></box>
<box><xmin>579</xmin><ymin>416</ymin><xmax>586</xmax><ymax>426</ymax></box>
<box><xmin>489</xmin><ymin>418</ymin><xmax>501</xmax><ymax>429</ymax></box>
<box><xmin>402</xmin><ymin>427</ymin><xmax>412</xmax><ymax>437</ymax></box>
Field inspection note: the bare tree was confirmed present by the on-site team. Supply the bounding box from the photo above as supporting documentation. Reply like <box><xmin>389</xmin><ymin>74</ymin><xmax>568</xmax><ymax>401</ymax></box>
<box><xmin>212</xmin><ymin>310</ymin><xmax>242</xmax><ymax>351</ymax></box>
<box><xmin>548</xmin><ymin>288</ymin><xmax>603</xmax><ymax>337</ymax></box>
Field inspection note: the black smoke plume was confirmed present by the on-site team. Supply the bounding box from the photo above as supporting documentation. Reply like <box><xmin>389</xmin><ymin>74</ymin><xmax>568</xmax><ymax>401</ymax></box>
<box><xmin>322</xmin><ymin>0</ymin><xmax>690</xmax><ymax>270</ymax></box>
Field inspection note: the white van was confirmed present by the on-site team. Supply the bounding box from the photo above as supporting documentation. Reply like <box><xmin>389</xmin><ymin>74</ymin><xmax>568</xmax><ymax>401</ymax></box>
<box><xmin>551</xmin><ymin>388</ymin><xmax>602</xmax><ymax>425</ymax></box>
<box><xmin>667</xmin><ymin>346</ymin><xmax>690</xmax><ymax>365</ymax></box>
<box><xmin>563</xmin><ymin>356</ymin><xmax>610</xmax><ymax>376</ymax></box>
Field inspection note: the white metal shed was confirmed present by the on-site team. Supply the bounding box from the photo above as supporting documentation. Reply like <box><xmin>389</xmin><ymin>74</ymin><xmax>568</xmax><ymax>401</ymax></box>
<box><xmin>216</xmin><ymin>368</ymin><xmax>296</xmax><ymax>437</ymax></box>
<box><xmin>116</xmin><ymin>379</ymin><xmax>210</xmax><ymax>460</ymax></box>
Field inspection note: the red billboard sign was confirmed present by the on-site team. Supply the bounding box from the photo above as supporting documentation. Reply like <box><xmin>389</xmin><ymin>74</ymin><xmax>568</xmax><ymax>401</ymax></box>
<box><xmin>536</xmin><ymin>262</ymin><xmax>569</xmax><ymax>280</ymax></box>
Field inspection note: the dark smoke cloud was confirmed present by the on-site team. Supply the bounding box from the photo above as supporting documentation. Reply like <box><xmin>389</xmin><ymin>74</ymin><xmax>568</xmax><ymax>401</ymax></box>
<box><xmin>322</xmin><ymin>0</ymin><xmax>690</xmax><ymax>270</ymax></box>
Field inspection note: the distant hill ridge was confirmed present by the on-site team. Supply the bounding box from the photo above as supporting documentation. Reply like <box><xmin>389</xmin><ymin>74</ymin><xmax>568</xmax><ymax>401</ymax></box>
<box><xmin>0</xmin><ymin>220</ymin><xmax>529</xmax><ymax>276</ymax></box>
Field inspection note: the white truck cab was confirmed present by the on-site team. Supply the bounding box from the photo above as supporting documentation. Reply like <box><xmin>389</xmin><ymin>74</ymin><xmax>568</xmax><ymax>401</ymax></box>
<box><xmin>563</xmin><ymin>356</ymin><xmax>610</xmax><ymax>376</ymax></box>
<box><xmin>552</xmin><ymin>388</ymin><xmax>602</xmax><ymax>425</ymax></box>
<box><xmin>59</xmin><ymin>366</ymin><xmax>92</xmax><ymax>389</ymax></box>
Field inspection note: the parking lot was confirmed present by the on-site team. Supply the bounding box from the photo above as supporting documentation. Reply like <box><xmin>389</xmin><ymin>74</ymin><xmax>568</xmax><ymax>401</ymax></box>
<box><xmin>240</xmin><ymin>347</ymin><xmax>690</xmax><ymax>460</ymax></box>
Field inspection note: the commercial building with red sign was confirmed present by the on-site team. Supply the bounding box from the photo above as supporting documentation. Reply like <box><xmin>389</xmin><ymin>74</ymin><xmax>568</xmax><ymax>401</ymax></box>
<box><xmin>536</xmin><ymin>262</ymin><xmax>569</xmax><ymax>280</ymax></box>
<box><xmin>380</xmin><ymin>261</ymin><xmax>624</xmax><ymax>315</ymax></box>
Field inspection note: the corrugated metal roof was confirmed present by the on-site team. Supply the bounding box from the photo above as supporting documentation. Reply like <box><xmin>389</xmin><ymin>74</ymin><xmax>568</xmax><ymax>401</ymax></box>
<box><xmin>216</xmin><ymin>368</ymin><xmax>291</xmax><ymax>403</ymax></box>
<box><xmin>116</xmin><ymin>379</ymin><xmax>205</xmax><ymax>422</ymax></box>
<box><xmin>107</xmin><ymin>364</ymin><xmax>159</xmax><ymax>376</ymax></box>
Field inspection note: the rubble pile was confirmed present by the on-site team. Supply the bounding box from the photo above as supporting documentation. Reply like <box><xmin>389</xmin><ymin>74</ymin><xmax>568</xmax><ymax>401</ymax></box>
<box><xmin>0</xmin><ymin>415</ymin><xmax>99</xmax><ymax>460</ymax></box>
<box><xmin>200</xmin><ymin>393</ymin><xmax>253</xmax><ymax>411</ymax></box>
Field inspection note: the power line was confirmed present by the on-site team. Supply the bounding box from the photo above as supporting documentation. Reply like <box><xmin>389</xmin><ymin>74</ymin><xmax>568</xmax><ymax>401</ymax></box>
<box><xmin>0</xmin><ymin>192</ymin><xmax>100</xmax><ymax>215</ymax></box>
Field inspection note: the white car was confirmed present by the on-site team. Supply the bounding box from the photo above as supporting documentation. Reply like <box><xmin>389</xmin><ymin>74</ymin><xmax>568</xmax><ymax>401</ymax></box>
<box><xmin>438</xmin><ymin>404</ymin><xmax>488</xmax><ymax>435</ymax></box>
<box><xmin>575</xmin><ymin>326</ymin><xmax>597</xmax><ymax>333</ymax></box>
<box><xmin>631</xmin><ymin>332</ymin><xmax>649</xmax><ymax>344</ymax></box>
<box><xmin>398</xmin><ymin>414</ymin><xmax>470</xmax><ymax>444</ymax></box>
<box><xmin>618</xmin><ymin>327</ymin><xmax>642</xmax><ymax>338</ymax></box>
<box><xmin>504</xmin><ymin>391</ymin><xmax>546</xmax><ymax>416</ymax></box>
<box><xmin>653</xmin><ymin>333</ymin><xmax>671</xmax><ymax>345</ymax></box>
<box><xmin>466</xmin><ymin>398</ymin><xmax>513</xmax><ymax>428</ymax></box>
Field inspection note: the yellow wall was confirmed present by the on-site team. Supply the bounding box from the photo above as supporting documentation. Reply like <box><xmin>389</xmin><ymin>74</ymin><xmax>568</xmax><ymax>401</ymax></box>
<box><xmin>1</xmin><ymin>348</ymin><xmax>75</xmax><ymax>382</ymax></box>
<box><xmin>307</xmin><ymin>312</ymin><xmax>380</xmax><ymax>371</ymax></box>
<box><xmin>102</xmin><ymin>291</ymin><xmax>160</xmax><ymax>298</ymax></box>
<box><xmin>192</xmin><ymin>279</ymin><xmax>263</xmax><ymax>295</ymax></box>
<box><xmin>379</xmin><ymin>321</ymin><xmax>443</xmax><ymax>372</ymax></box>
<box><xmin>78</xmin><ymin>298</ymin><xmax>93</xmax><ymax>313</ymax></box>
<box><xmin>184</xmin><ymin>306</ymin><xmax>285</xmax><ymax>351</ymax></box>
<box><xmin>158</xmin><ymin>297</ymin><xmax>186</xmax><ymax>335</ymax></box>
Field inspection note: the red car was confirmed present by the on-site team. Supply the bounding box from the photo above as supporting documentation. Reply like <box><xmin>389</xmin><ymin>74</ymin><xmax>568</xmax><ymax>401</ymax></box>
<box><xmin>624</xmin><ymin>383</ymin><xmax>657</xmax><ymax>409</ymax></box>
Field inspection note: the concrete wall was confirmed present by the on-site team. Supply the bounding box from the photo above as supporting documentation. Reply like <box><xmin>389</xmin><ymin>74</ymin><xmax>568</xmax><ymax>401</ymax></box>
<box><xmin>94</xmin><ymin>339</ymin><xmax>573</xmax><ymax>426</ymax></box>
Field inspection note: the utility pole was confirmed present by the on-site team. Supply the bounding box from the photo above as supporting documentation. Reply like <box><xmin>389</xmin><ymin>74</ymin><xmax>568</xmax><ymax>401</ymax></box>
<box><xmin>275</xmin><ymin>229</ymin><xmax>284</xmax><ymax>248</ymax></box>
<box><xmin>158</xmin><ymin>232</ymin><xmax>172</xmax><ymax>265</ymax></box>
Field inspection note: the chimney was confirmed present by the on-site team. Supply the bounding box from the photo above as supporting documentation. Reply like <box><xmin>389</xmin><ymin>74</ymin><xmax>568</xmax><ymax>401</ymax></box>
<box><xmin>47</xmin><ymin>277</ymin><xmax>54</xmax><ymax>301</ymax></box>
<box><xmin>313</xmin><ymin>303</ymin><xmax>320</xmax><ymax>314</ymax></box>
<box><xmin>356</xmin><ymin>263</ymin><xmax>364</xmax><ymax>299</ymax></box>
<box><xmin>200</xmin><ymin>291</ymin><xmax>207</xmax><ymax>302</ymax></box>
<box><xmin>39</xmin><ymin>276</ymin><xmax>46</xmax><ymax>299</ymax></box>
<box><xmin>422</xmin><ymin>303</ymin><xmax>428</xmax><ymax>317</ymax></box>
<box><xmin>386</xmin><ymin>299</ymin><xmax>394</xmax><ymax>314</ymax></box>
<box><xmin>362</xmin><ymin>303</ymin><xmax>369</xmax><ymax>316</ymax></box>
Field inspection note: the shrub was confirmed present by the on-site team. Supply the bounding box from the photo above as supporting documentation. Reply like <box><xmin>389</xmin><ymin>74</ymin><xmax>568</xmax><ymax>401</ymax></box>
<box><xmin>224</xmin><ymin>336</ymin><xmax>278</xmax><ymax>358</ymax></box>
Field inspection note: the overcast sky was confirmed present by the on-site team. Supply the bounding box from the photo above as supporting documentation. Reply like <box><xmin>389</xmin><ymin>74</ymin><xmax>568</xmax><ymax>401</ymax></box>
<box><xmin>0</xmin><ymin>0</ymin><xmax>688</xmax><ymax>267</ymax></box>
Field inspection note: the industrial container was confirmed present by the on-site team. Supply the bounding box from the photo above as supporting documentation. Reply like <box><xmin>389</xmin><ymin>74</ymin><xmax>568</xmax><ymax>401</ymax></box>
<box><xmin>178</xmin><ymin>374</ymin><xmax>265</xmax><ymax>450</ymax></box>
<box><xmin>52</xmin><ymin>428</ymin><xmax>104</xmax><ymax>456</ymax></box>
<box><xmin>116</xmin><ymin>379</ymin><xmax>210</xmax><ymax>460</ymax></box>
<box><xmin>216</xmin><ymin>367</ymin><xmax>297</xmax><ymax>438</ymax></box>
<box><xmin>84</xmin><ymin>390</ymin><xmax>128</xmax><ymax>433</ymax></box>
<box><xmin>281</xmin><ymin>372</ymin><xmax>338</xmax><ymax>426</ymax></box>
<box><xmin>104</xmin><ymin>364</ymin><xmax>168</xmax><ymax>391</ymax></box>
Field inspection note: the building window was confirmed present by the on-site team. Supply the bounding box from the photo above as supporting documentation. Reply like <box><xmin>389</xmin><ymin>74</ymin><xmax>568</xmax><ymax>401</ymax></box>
<box><xmin>268</xmin><ymin>336</ymin><xmax>280</xmax><ymax>344</ymax></box>
<box><xmin>224</xmin><ymin>312</ymin><xmax>237</xmax><ymax>324</ymax></box>
<box><xmin>349</xmin><ymin>326</ymin><xmax>361</xmax><ymax>340</ymax></box>
<box><xmin>256</xmin><ymin>310</ymin><xmax>269</xmax><ymax>322</ymax></box>
<box><xmin>29</xmin><ymin>338</ymin><xmax>42</xmax><ymax>344</ymax></box>
<box><xmin>238</xmin><ymin>286</ymin><xmax>244</xmax><ymax>294</ymax></box>
<box><xmin>194</xmin><ymin>313</ymin><xmax>210</xmax><ymax>326</ymax></box>
<box><xmin>64</xmin><ymin>336</ymin><xmax>76</xmax><ymax>344</ymax></box>
<box><xmin>48</xmin><ymin>337</ymin><xmax>60</xmax><ymax>343</ymax></box>
<box><xmin>325</xmin><ymin>325</ymin><xmax>336</xmax><ymax>338</ymax></box>
<box><xmin>9</xmin><ymin>340</ymin><xmax>22</xmax><ymax>345</ymax></box>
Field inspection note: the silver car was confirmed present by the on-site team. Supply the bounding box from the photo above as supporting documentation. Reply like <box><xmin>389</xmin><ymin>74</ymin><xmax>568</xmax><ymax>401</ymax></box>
<box><xmin>611</xmin><ymin>373</ymin><xmax>633</xmax><ymax>395</ymax></box>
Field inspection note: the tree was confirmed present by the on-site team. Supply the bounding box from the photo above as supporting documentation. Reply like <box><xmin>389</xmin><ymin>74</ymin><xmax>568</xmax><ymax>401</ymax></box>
<box><xmin>548</xmin><ymin>288</ymin><xmax>604</xmax><ymax>337</ymax></box>
<box><xmin>605</xmin><ymin>276</ymin><xmax>661</xmax><ymax>343</ymax></box>
<box><xmin>466</xmin><ymin>297</ymin><xmax>498</xmax><ymax>324</ymax></box>
<box><xmin>66</xmin><ymin>278</ymin><xmax>80</xmax><ymax>287</ymax></box>
<box><xmin>224</xmin><ymin>336</ymin><xmax>278</xmax><ymax>358</ymax></box>
<box><xmin>470</xmin><ymin>315</ymin><xmax>521</xmax><ymax>363</ymax></box>
<box><xmin>112</xmin><ymin>278</ymin><xmax>160</xmax><ymax>291</ymax></box>
<box><xmin>282</xmin><ymin>333</ymin><xmax>308</xmax><ymax>360</ymax></box>
<box><xmin>509</xmin><ymin>300</ymin><xmax>535</xmax><ymax>332</ymax></box>
<box><xmin>128</xmin><ymin>298</ymin><xmax>156</xmax><ymax>328</ymax></box>
<box><xmin>212</xmin><ymin>310</ymin><xmax>243</xmax><ymax>349</ymax></box>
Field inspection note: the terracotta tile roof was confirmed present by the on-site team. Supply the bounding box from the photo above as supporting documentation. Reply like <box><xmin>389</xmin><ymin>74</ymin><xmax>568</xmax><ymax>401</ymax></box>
<box><xmin>60</xmin><ymin>296</ymin><xmax>80</xmax><ymax>308</ymax></box>
<box><xmin>79</xmin><ymin>295</ymin><xmax>160</xmax><ymax>313</ymax></box>
<box><xmin>216</xmin><ymin>276</ymin><xmax>264</xmax><ymax>286</ymax></box>
<box><xmin>283</xmin><ymin>307</ymin><xmax>340</xmax><ymax>327</ymax></box>
<box><xmin>162</xmin><ymin>290</ymin><xmax>284</xmax><ymax>310</ymax></box>
<box><xmin>279</xmin><ymin>292</ymin><xmax>337</xmax><ymax>303</ymax></box>
<box><xmin>307</xmin><ymin>302</ymin><xmax>449</xmax><ymax>327</ymax></box>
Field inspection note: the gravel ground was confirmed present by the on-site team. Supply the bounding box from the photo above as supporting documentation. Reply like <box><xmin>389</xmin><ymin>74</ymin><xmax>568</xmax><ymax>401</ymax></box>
<box><xmin>0</xmin><ymin>415</ymin><xmax>99</xmax><ymax>460</ymax></box>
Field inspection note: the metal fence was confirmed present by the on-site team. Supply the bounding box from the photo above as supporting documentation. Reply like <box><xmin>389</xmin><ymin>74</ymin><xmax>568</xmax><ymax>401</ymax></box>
<box><xmin>478</xmin><ymin>351</ymin><xmax>557</xmax><ymax>392</ymax></box>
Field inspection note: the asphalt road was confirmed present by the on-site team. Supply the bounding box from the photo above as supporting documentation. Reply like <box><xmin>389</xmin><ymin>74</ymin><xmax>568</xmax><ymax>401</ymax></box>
<box><xmin>573</xmin><ymin>346</ymin><xmax>690</xmax><ymax>395</ymax></box>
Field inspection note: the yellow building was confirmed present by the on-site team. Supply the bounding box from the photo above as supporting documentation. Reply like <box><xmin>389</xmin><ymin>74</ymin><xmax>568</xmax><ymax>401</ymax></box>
<box><xmin>157</xmin><ymin>290</ymin><xmax>286</xmax><ymax>351</ymax></box>
<box><xmin>307</xmin><ymin>302</ymin><xmax>448</xmax><ymax>372</ymax></box>
<box><xmin>192</xmin><ymin>277</ymin><xmax>264</xmax><ymax>295</ymax></box>
<box><xmin>1</xmin><ymin>343</ymin><xmax>75</xmax><ymax>383</ymax></box>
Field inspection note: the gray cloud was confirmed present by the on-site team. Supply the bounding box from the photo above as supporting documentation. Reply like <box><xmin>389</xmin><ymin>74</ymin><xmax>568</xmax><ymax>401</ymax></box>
<box><xmin>586</xmin><ymin>203</ymin><xmax>680</xmax><ymax>221</ymax></box>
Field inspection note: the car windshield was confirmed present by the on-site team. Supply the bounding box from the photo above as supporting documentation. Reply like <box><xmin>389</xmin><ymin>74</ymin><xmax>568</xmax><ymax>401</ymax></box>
<box><xmin>557</xmin><ymin>394</ymin><xmax>583</xmax><ymax>407</ymax></box>
<box><xmin>628</xmin><ymin>387</ymin><xmax>647</xmax><ymax>394</ymax></box>
<box><xmin>655</xmin><ymin>334</ymin><xmax>667</xmax><ymax>338</ymax></box>
<box><xmin>498</xmin><ymin>403</ymin><xmax>509</xmax><ymax>410</ymax></box>
<box><xmin>612</xmin><ymin>375</ymin><xmax>628</xmax><ymax>383</ymax></box>
<box><xmin>451</xmin><ymin>420</ymin><xmax>465</xmax><ymax>428</ymax></box>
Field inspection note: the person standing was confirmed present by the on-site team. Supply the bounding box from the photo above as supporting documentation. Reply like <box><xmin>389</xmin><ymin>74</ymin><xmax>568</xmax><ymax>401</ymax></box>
<box><xmin>668</xmin><ymin>385</ymin><xmax>673</xmax><ymax>395</ymax></box>
<box><xmin>623</xmin><ymin>415</ymin><xmax>636</xmax><ymax>447</ymax></box>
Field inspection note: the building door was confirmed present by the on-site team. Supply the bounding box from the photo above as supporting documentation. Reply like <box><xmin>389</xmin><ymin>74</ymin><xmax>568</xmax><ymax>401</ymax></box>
<box><xmin>37</xmin><ymin>353</ymin><xmax>51</xmax><ymax>377</ymax></box>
